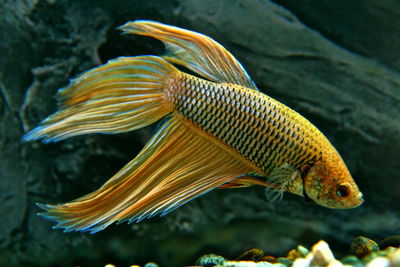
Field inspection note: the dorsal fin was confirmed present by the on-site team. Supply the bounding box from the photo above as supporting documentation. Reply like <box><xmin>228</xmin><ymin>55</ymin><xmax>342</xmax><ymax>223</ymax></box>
<box><xmin>119</xmin><ymin>20</ymin><xmax>259</xmax><ymax>91</ymax></box>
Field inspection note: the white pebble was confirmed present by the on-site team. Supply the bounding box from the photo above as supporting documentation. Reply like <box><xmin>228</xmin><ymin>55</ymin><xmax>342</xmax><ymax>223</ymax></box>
<box><xmin>311</xmin><ymin>240</ymin><xmax>335</xmax><ymax>266</ymax></box>
<box><xmin>366</xmin><ymin>257</ymin><xmax>390</xmax><ymax>267</ymax></box>
<box><xmin>293</xmin><ymin>258</ymin><xmax>312</xmax><ymax>267</ymax></box>
<box><xmin>388</xmin><ymin>248</ymin><xmax>400</xmax><ymax>266</ymax></box>
<box><xmin>327</xmin><ymin>259</ymin><xmax>344</xmax><ymax>267</ymax></box>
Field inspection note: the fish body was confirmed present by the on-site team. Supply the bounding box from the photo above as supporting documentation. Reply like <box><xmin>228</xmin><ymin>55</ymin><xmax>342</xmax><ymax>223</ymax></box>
<box><xmin>24</xmin><ymin>21</ymin><xmax>363</xmax><ymax>233</ymax></box>
<box><xmin>170</xmin><ymin>72</ymin><xmax>322</xmax><ymax>174</ymax></box>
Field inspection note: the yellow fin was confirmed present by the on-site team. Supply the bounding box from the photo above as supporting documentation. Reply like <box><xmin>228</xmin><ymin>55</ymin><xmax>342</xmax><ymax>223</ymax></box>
<box><xmin>264</xmin><ymin>163</ymin><xmax>300</xmax><ymax>201</ymax></box>
<box><xmin>119</xmin><ymin>20</ymin><xmax>258</xmax><ymax>90</ymax></box>
<box><xmin>23</xmin><ymin>56</ymin><xmax>177</xmax><ymax>142</ymax></box>
<box><xmin>37</xmin><ymin>116</ymin><xmax>254</xmax><ymax>233</ymax></box>
<box><xmin>218</xmin><ymin>175</ymin><xmax>271</xmax><ymax>189</ymax></box>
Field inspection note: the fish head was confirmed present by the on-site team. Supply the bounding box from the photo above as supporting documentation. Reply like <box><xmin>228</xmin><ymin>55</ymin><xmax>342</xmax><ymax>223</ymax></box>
<box><xmin>303</xmin><ymin>159</ymin><xmax>364</xmax><ymax>209</ymax></box>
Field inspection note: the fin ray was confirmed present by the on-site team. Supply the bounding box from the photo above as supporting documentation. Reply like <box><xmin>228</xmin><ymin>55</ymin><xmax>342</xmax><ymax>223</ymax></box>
<box><xmin>23</xmin><ymin>56</ymin><xmax>177</xmax><ymax>142</ymax></box>
<box><xmin>218</xmin><ymin>174</ymin><xmax>271</xmax><ymax>189</ymax></box>
<box><xmin>37</xmin><ymin>117</ymin><xmax>255</xmax><ymax>233</ymax></box>
<box><xmin>264</xmin><ymin>163</ymin><xmax>300</xmax><ymax>201</ymax></box>
<box><xmin>119</xmin><ymin>20</ymin><xmax>258</xmax><ymax>90</ymax></box>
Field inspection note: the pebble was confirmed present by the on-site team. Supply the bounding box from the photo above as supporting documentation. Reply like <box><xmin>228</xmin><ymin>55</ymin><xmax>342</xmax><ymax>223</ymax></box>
<box><xmin>276</xmin><ymin>257</ymin><xmax>292</xmax><ymax>266</ymax></box>
<box><xmin>262</xmin><ymin>256</ymin><xmax>277</xmax><ymax>263</ymax></box>
<box><xmin>223</xmin><ymin>262</ymin><xmax>283</xmax><ymax>267</ymax></box>
<box><xmin>341</xmin><ymin>255</ymin><xmax>363</xmax><ymax>267</ymax></box>
<box><xmin>196</xmin><ymin>253</ymin><xmax>226</xmax><ymax>266</ymax></box>
<box><xmin>387</xmin><ymin>248</ymin><xmax>400</xmax><ymax>266</ymax></box>
<box><xmin>286</xmin><ymin>249</ymin><xmax>303</xmax><ymax>261</ymax></box>
<box><xmin>292</xmin><ymin>258</ymin><xmax>312</xmax><ymax>267</ymax></box>
<box><xmin>237</xmin><ymin>248</ymin><xmax>265</xmax><ymax>261</ymax></box>
<box><xmin>365</xmin><ymin>256</ymin><xmax>390</xmax><ymax>267</ymax></box>
<box><xmin>327</xmin><ymin>259</ymin><xmax>344</xmax><ymax>267</ymax></box>
<box><xmin>286</xmin><ymin>245</ymin><xmax>310</xmax><ymax>261</ymax></box>
<box><xmin>311</xmin><ymin>240</ymin><xmax>335</xmax><ymax>266</ymax></box>
<box><xmin>350</xmin><ymin>236</ymin><xmax>379</xmax><ymax>258</ymax></box>
<box><xmin>297</xmin><ymin>246</ymin><xmax>310</xmax><ymax>257</ymax></box>
<box><xmin>190</xmin><ymin>237</ymin><xmax>400</xmax><ymax>267</ymax></box>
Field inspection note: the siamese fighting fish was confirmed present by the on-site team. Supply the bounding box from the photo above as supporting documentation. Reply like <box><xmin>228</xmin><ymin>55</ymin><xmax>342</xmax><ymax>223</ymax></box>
<box><xmin>24</xmin><ymin>21</ymin><xmax>364</xmax><ymax>233</ymax></box>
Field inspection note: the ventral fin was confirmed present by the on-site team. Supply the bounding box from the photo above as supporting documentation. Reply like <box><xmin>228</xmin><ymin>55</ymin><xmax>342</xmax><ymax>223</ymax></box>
<box><xmin>264</xmin><ymin>163</ymin><xmax>300</xmax><ymax>201</ymax></box>
<box><xmin>218</xmin><ymin>174</ymin><xmax>271</xmax><ymax>189</ymax></box>
<box><xmin>118</xmin><ymin>20</ymin><xmax>259</xmax><ymax>91</ymax></box>
<box><xmin>37</xmin><ymin>116</ymin><xmax>254</xmax><ymax>233</ymax></box>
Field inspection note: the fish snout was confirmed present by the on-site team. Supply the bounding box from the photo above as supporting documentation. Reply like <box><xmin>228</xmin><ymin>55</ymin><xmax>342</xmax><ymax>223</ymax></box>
<box><xmin>353</xmin><ymin>192</ymin><xmax>364</xmax><ymax>207</ymax></box>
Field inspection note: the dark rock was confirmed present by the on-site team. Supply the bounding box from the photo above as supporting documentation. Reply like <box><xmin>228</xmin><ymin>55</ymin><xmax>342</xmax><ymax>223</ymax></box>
<box><xmin>350</xmin><ymin>236</ymin><xmax>379</xmax><ymax>258</ymax></box>
<box><xmin>273</xmin><ymin>0</ymin><xmax>400</xmax><ymax>72</ymax></box>
<box><xmin>0</xmin><ymin>0</ymin><xmax>399</xmax><ymax>266</ymax></box>
<box><xmin>236</xmin><ymin>248</ymin><xmax>265</xmax><ymax>261</ymax></box>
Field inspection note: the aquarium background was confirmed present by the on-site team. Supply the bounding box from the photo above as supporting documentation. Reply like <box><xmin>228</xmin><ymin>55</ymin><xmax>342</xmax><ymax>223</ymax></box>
<box><xmin>0</xmin><ymin>0</ymin><xmax>399</xmax><ymax>266</ymax></box>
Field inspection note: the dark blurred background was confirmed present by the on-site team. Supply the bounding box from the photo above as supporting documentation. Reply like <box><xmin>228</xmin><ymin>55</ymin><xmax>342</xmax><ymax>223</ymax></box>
<box><xmin>0</xmin><ymin>0</ymin><xmax>399</xmax><ymax>266</ymax></box>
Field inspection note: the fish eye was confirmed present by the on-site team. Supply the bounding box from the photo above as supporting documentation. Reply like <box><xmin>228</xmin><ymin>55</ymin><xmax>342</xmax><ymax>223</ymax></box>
<box><xmin>336</xmin><ymin>184</ymin><xmax>350</xmax><ymax>198</ymax></box>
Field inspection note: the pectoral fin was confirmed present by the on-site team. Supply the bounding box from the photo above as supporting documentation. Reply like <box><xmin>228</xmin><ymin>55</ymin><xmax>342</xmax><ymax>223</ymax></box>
<box><xmin>264</xmin><ymin>163</ymin><xmax>300</xmax><ymax>201</ymax></box>
<box><xmin>119</xmin><ymin>20</ymin><xmax>258</xmax><ymax>90</ymax></box>
<box><xmin>37</xmin><ymin>116</ymin><xmax>254</xmax><ymax>233</ymax></box>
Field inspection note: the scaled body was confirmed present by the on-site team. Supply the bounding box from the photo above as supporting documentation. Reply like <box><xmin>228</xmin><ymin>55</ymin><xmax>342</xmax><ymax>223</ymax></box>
<box><xmin>170</xmin><ymin>72</ymin><xmax>321</xmax><ymax>174</ymax></box>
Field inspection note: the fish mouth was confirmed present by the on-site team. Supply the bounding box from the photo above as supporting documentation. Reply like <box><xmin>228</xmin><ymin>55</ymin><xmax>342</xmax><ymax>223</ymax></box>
<box><xmin>353</xmin><ymin>192</ymin><xmax>364</xmax><ymax>207</ymax></box>
<box><xmin>322</xmin><ymin>191</ymin><xmax>364</xmax><ymax>209</ymax></box>
<box><xmin>342</xmin><ymin>191</ymin><xmax>364</xmax><ymax>209</ymax></box>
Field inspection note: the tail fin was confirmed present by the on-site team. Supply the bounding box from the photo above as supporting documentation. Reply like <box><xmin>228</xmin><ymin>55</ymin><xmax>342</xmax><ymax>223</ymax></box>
<box><xmin>23</xmin><ymin>56</ymin><xmax>177</xmax><ymax>142</ymax></box>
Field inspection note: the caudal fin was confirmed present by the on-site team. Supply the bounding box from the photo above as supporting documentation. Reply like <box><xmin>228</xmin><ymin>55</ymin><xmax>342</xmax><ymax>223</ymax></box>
<box><xmin>23</xmin><ymin>56</ymin><xmax>177</xmax><ymax>142</ymax></box>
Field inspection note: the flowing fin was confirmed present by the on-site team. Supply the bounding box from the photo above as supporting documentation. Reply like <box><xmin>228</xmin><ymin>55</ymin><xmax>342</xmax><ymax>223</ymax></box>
<box><xmin>119</xmin><ymin>20</ymin><xmax>258</xmax><ymax>90</ymax></box>
<box><xmin>37</xmin><ymin>117</ymin><xmax>254</xmax><ymax>233</ymax></box>
<box><xmin>23</xmin><ymin>56</ymin><xmax>177</xmax><ymax>142</ymax></box>
<box><xmin>264</xmin><ymin>163</ymin><xmax>300</xmax><ymax>201</ymax></box>
<box><xmin>218</xmin><ymin>174</ymin><xmax>271</xmax><ymax>189</ymax></box>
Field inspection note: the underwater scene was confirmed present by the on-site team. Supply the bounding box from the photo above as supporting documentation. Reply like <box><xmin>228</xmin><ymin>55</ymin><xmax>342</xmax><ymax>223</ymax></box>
<box><xmin>1</xmin><ymin>0</ymin><xmax>399</xmax><ymax>266</ymax></box>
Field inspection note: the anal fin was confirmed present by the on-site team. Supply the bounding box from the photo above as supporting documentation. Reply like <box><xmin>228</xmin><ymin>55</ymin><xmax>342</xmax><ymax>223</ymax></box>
<box><xmin>38</xmin><ymin>115</ymin><xmax>255</xmax><ymax>233</ymax></box>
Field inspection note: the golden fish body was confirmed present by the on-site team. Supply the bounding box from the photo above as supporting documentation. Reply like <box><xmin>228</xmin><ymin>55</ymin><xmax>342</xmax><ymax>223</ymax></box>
<box><xmin>171</xmin><ymin>73</ymin><xmax>321</xmax><ymax>174</ymax></box>
<box><xmin>170</xmin><ymin>73</ymin><xmax>362</xmax><ymax>208</ymax></box>
<box><xmin>24</xmin><ymin>21</ymin><xmax>363</xmax><ymax>233</ymax></box>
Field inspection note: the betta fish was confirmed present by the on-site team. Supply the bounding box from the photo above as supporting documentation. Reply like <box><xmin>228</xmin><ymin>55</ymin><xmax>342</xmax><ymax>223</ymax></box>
<box><xmin>24</xmin><ymin>20</ymin><xmax>363</xmax><ymax>233</ymax></box>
